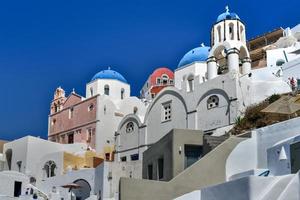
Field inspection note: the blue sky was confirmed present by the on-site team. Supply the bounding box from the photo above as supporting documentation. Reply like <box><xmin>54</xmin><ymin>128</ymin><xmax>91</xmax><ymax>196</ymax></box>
<box><xmin>0</xmin><ymin>0</ymin><xmax>299</xmax><ymax>140</ymax></box>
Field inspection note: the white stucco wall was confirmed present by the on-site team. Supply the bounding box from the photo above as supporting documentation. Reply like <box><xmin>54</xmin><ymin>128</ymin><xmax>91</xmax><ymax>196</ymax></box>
<box><xmin>256</xmin><ymin>117</ymin><xmax>300</xmax><ymax>168</ymax></box>
<box><xmin>145</xmin><ymin>91</ymin><xmax>187</xmax><ymax>145</ymax></box>
<box><xmin>247</xmin><ymin>67</ymin><xmax>291</xmax><ymax>104</ymax></box>
<box><xmin>282</xmin><ymin>57</ymin><xmax>300</xmax><ymax>81</ymax></box>
<box><xmin>116</xmin><ymin>115</ymin><xmax>141</xmax><ymax>161</ymax></box>
<box><xmin>38</xmin><ymin>163</ymin><xmax>110</xmax><ymax>200</ymax></box>
<box><xmin>226</xmin><ymin>136</ymin><xmax>258</xmax><ymax>180</ymax></box>
<box><xmin>0</xmin><ymin>171</ymin><xmax>29</xmax><ymax>197</ymax></box>
<box><xmin>267</xmin><ymin>46</ymin><xmax>300</xmax><ymax>68</ymax></box>
<box><xmin>86</xmin><ymin>79</ymin><xmax>130</xmax><ymax>100</ymax></box>
<box><xmin>175</xmin><ymin>62</ymin><xmax>207</xmax><ymax>90</ymax></box>
<box><xmin>226</xmin><ymin>117</ymin><xmax>300</xmax><ymax>180</ymax></box>
<box><xmin>95</xmin><ymin>92</ymin><xmax>147</xmax><ymax>154</ymax></box>
<box><xmin>3</xmin><ymin>136</ymin><xmax>87</xmax><ymax>182</ymax></box>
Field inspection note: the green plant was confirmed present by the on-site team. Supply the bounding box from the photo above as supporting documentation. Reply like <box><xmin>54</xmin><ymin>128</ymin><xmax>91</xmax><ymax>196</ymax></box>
<box><xmin>235</xmin><ymin>116</ymin><xmax>244</xmax><ymax>126</ymax></box>
<box><xmin>268</xmin><ymin>94</ymin><xmax>281</xmax><ymax>104</ymax></box>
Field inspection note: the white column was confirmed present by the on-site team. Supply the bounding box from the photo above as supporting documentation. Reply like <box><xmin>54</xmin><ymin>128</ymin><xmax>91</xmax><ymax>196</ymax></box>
<box><xmin>227</xmin><ymin>48</ymin><xmax>240</xmax><ymax>73</ymax></box>
<box><xmin>242</xmin><ymin>57</ymin><xmax>251</xmax><ymax>75</ymax></box>
<box><xmin>207</xmin><ymin>57</ymin><xmax>218</xmax><ymax>80</ymax></box>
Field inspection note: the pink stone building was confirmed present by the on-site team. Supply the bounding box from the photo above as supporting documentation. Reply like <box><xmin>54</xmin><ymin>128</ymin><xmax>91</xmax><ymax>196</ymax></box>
<box><xmin>48</xmin><ymin>89</ymin><xmax>97</xmax><ymax>149</ymax></box>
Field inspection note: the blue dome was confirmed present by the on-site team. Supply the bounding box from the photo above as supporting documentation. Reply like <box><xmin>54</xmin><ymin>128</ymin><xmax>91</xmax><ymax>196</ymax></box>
<box><xmin>91</xmin><ymin>69</ymin><xmax>127</xmax><ymax>83</ymax></box>
<box><xmin>216</xmin><ymin>7</ymin><xmax>240</xmax><ymax>23</ymax></box>
<box><xmin>178</xmin><ymin>46</ymin><xmax>210</xmax><ymax>68</ymax></box>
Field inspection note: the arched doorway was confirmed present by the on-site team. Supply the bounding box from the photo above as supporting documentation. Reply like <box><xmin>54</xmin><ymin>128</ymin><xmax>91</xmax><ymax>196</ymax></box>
<box><xmin>71</xmin><ymin>179</ymin><xmax>91</xmax><ymax>200</ymax></box>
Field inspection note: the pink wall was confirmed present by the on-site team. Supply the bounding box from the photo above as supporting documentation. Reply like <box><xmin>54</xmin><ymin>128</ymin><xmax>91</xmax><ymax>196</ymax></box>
<box><xmin>48</xmin><ymin>95</ymin><xmax>98</xmax><ymax>148</ymax></box>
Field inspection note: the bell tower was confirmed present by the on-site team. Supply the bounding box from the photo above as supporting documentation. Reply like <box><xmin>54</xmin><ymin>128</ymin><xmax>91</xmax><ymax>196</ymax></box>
<box><xmin>50</xmin><ymin>87</ymin><xmax>66</xmax><ymax>114</ymax></box>
<box><xmin>207</xmin><ymin>6</ymin><xmax>251</xmax><ymax>80</ymax></box>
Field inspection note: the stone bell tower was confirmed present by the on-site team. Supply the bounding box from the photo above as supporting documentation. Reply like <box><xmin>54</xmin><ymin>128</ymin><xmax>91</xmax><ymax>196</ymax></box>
<box><xmin>50</xmin><ymin>87</ymin><xmax>66</xmax><ymax>114</ymax></box>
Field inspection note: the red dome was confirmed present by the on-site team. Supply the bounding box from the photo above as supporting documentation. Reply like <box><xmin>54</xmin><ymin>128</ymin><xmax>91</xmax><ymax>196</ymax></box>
<box><xmin>150</xmin><ymin>67</ymin><xmax>174</xmax><ymax>86</ymax></box>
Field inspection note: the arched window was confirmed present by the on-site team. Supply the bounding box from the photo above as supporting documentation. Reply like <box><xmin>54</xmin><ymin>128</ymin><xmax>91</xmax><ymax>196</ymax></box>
<box><xmin>229</xmin><ymin>23</ymin><xmax>234</xmax><ymax>40</ymax></box>
<box><xmin>162</xmin><ymin>74</ymin><xmax>169</xmax><ymax>85</ymax></box>
<box><xmin>104</xmin><ymin>85</ymin><xmax>109</xmax><ymax>95</ymax></box>
<box><xmin>207</xmin><ymin>95</ymin><xmax>219</xmax><ymax>109</ymax></box>
<box><xmin>217</xmin><ymin>26</ymin><xmax>222</xmax><ymax>42</ymax></box>
<box><xmin>126</xmin><ymin>122</ymin><xmax>134</xmax><ymax>133</ymax></box>
<box><xmin>44</xmin><ymin>161</ymin><xmax>56</xmax><ymax>178</ymax></box>
<box><xmin>121</xmin><ymin>88</ymin><xmax>125</xmax><ymax>99</ymax></box>
<box><xmin>51</xmin><ymin>118</ymin><xmax>56</xmax><ymax>126</ymax></box>
<box><xmin>156</xmin><ymin>78</ymin><xmax>161</xmax><ymax>85</ymax></box>
<box><xmin>187</xmin><ymin>74</ymin><xmax>194</xmax><ymax>92</ymax></box>
<box><xmin>240</xmin><ymin>26</ymin><xmax>245</xmax><ymax>42</ymax></box>
<box><xmin>57</xmin><ymin>101</ymin><xmax>61</xmax><ymax>112</ymax></box>
<box><xmin>54</xmin><ymin>103</ymin><xmax>58</xmax><ymax>113</ymax></box>
<box><xmin>276</xmin><ymin>59</ymin><xmax>285</xmax><ymax>66</ymax></box>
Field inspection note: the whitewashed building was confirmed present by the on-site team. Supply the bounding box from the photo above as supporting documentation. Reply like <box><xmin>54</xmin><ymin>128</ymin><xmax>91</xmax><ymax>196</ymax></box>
<box><xmin>115</xmin><ymin>6</ymin><xmax>291</xmax><ymax>162</ymax></box>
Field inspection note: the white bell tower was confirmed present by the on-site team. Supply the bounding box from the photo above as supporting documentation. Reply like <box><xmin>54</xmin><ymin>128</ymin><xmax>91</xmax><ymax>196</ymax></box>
<box><xmin>207</xmin><ymin>6</ymin><xmax>251</xmax><ymax>80</ymax></box>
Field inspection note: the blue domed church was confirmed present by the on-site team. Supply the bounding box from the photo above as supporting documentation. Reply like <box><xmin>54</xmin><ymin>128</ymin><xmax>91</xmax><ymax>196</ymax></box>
<box><xmin>49</xmin><ymin>66</ymin><xmax>147</xmax><ymax>158</ymax></box>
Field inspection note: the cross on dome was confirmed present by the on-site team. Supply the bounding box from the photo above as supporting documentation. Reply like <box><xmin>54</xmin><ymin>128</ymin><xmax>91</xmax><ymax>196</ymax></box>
<box><xmin>225</xmin><ymin>5</ymin><xmax>229</xmax><ymax>13</ymax></box>
<box><xmin>216</xmin><ymin>6</ymin><xmax>240</xmax><ymax>23</ymax></box>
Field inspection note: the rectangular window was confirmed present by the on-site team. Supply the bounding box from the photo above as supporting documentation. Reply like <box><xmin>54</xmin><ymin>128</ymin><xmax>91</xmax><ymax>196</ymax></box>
<box><xmin>130</xmin><ymin>154</ymin><xmax>139</xmax><ymax>161</ymax></box>
<box><xmin>105</xmin><ymin>153</ymin><xmax>110</xmax><ymax>161</ymax></box>
<box><xmin>158</xmin><ymin>157</ymin><xmax>164</xmax><ymax>180</ymax></box>
<box><xmin>184</xmin><ymin>145</ymin><xmax>203</xmax><ymax>169</ymax></box>
<box><xmin>121</xmin><ymin>156</ymin><xmax>127</xmax><ymax>162</ymax></box>
<box><xmin>87</xmin><ymin>128</ymin><xmax>92</xmax><ymax>143</ymax></box>
<box><xmin>69</xmin><ymin>107</ymin><xmax>74</xmax><ymax>119</ymax></box>
<box><xmin>68</xmin><ymin>133</ymin><xmax>74</xmax><ymax>144</ymax></box>
<box><xmin>161</xmin><ymin>102</ymin><xmax>172</xmax><ymax>122</ymax></box>
<box><xmin>148</xmin><ymin>164</ymin><xmax>153</xmax><ymax>180</ymax></box>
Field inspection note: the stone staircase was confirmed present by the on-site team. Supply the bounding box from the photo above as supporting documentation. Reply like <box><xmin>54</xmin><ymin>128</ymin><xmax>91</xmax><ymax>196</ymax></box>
<box><xmin>203</xmin><ymin>134</ymin><xmax>229</xmax><ymax>155</ymax></box>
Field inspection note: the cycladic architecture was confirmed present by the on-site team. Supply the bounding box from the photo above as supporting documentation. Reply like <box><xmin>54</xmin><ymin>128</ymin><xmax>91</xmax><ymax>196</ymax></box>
<box><xmin>115</xmin><ymin>6</ymin><xmax>291</xmax><ymax>162</ymax></box>
<box><xmin>1</xmin><ymin>6</ymin><xmax>300</xmax><ymax>200</ymax></box>
<box><xmin>48</xmin><ymin>68</ymin><xmax>147</xmax><ymax>159</ymax></box>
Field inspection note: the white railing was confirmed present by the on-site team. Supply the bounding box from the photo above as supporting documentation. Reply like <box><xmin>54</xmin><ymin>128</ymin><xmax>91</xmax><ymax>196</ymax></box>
<box><xmin>27</xmin><ymin>184</ymin><xmax>49</xmax><ymax>200</ymax></box>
